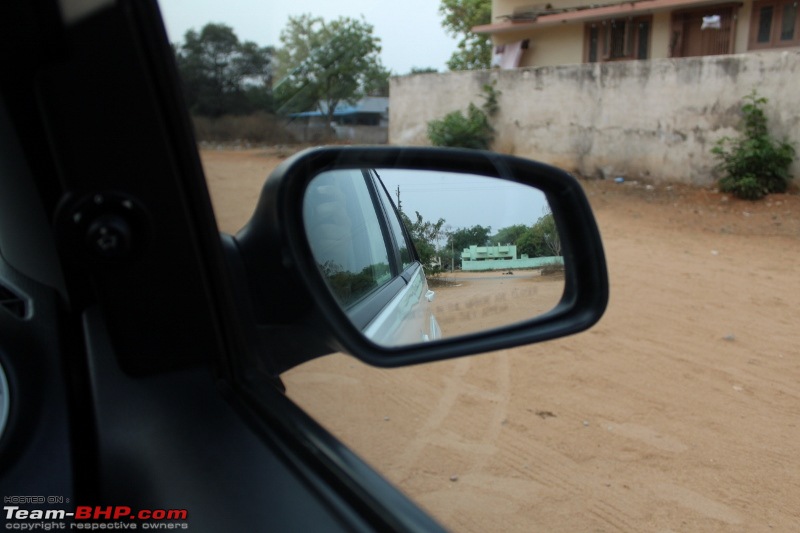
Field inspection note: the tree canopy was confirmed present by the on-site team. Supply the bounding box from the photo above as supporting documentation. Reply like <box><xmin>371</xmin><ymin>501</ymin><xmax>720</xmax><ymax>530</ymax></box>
<box><xmin>439</xmin><ymin>0</ymin><xmax>492</xmax><ymax>70</ymax></box>
<box><xmin>400</xmin><ymin>211</ymin><xmax>446</xmax><ymax>276</ymax></box>
<box><xmin>273</xmin><ymin>15</ymin><xmax>389</xmax><ymax>124</ymax></box>
<box><xmin>174</xmin><ymin>23</ymin><xmax>273</xmax><ymax>117</ymax></box>
<box><xmin>516</xmin><ymin>211</ymin><xmax>560</xmax><ymax>258</ymax></box>
<box><xmin>490</xmin><ymin>224</ymin><xmax>529</xmax><ymax>247</ymax></box>
<box><xmin>447</xmin><ymin>225</ymin><xmax>492</xmax><ymax>255</ymax></box>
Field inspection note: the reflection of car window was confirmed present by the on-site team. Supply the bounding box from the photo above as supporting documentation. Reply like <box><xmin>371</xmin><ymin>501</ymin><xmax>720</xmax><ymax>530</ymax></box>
<box><xmin>303</xmin><ymin>169</ymin><xmax>392</xmax><ymax>307</ymax></box>
<box><xmin>373</xmin><ymin>171</ymin><xmax>414</xmax><ymax>271</ymax></box>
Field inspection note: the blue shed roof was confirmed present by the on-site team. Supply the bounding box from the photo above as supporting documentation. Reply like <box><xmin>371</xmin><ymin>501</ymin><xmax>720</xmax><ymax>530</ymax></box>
<box><xmin>290</xmin><ymin>96</ymin><xmax>388</xmax><ymax>118</ymax></box>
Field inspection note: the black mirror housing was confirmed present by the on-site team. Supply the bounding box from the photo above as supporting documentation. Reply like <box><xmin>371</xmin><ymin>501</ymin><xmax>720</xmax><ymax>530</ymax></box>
<box><xmin>233</xmin><ymin>146</ymin><xmax>608</xmax><ymax>373</ymax></box>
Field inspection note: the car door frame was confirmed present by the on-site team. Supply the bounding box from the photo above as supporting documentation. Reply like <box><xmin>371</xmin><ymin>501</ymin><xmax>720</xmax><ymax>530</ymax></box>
<box><xmin>0</xmin><ymin>1</ymin><xmax>448</xmax><ymax>531</ymax></box>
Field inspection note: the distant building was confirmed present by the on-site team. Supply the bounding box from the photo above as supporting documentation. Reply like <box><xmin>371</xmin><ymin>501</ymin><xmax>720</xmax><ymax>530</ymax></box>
<box><xmin>462</xmin><ymin>244</ymin><xmax>517</xmax><ymax>262</ymax></box>
<box><xmin>289</xmin><ymin>96</ymin><xmax>389</xmax><ymax>126</ymax></box>
<box><xmin>474</xmin><ymin>0</ymin><xmax>800</xmax><ymax>69</ymax></box>
<box><xmin>287</xmin><ymin>96</ymin><xmax>389</xmax><ymax>143</ymax></box>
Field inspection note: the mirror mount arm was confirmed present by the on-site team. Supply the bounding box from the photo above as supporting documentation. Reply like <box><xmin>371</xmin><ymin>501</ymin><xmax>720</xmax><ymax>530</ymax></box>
<box><xmin>221</xmin><ymin>233</ymin><xmax>340</xmax><ymax>377</ymax></box>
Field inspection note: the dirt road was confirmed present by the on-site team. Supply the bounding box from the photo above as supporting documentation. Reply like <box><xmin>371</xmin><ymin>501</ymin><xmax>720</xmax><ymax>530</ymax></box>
<box><xmin>202</xmin><ymin>148</ymin><xmax>800</xmax><ymax>532</ymax></box>
<box><xmin>430</xmin><ymin>271</ymin><xmax>564</xmax><ymax>338</ymax></box>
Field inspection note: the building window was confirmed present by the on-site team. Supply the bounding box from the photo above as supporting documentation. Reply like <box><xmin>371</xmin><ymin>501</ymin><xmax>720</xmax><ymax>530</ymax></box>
<box><xmin>670</xmin><ymin>6</ymin><xmax>737</xmax><ymax>58</ymax></box>
<box><xmin>749</xmin><ymin>0</ymin><xmax>800</xmax><ymax>49</ymax></box>
<box><xmin>585</xmin><ymin>17</ymin><xmax>652</xmax><ymax>62</ymax></box>
<box><xmin>587</xmin><ymin>26</ymin><xmax>600</xmax><ymax>62</ymax></box>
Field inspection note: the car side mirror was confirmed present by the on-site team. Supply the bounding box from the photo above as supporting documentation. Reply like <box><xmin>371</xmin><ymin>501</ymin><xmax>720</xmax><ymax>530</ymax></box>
<box><xmin>232</xmin><ymin>147</ymin><xmax>608</xmax><ymax>372</ymax></box>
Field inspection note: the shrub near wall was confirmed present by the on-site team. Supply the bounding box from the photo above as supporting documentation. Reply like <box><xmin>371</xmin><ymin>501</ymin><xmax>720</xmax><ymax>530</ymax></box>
<box><xmin>712</xmin><ymin>91</ymin><xmax>795</xmax><ymax>199</ymax></box>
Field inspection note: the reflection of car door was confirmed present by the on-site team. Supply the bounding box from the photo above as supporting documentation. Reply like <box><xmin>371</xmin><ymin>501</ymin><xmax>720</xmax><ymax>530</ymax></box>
<box><xmin>366</xmin><ymin>171</ymin><xmax>441</xmax><ymax>345</ymax></box>
<box><xmin>304</xmin><ymin>169</ymin><xmax>440</xmax><ymax>346</ymax></box>
<box><xmin>304</xmin><ymin>169</ymin><xmax>393</xmax><ymax>308</ymax></box>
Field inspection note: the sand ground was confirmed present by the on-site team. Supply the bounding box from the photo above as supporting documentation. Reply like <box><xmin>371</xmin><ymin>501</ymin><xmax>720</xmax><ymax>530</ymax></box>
<box><xmin>202</xmin><ymin>147</ymin><xmax>800</xmax><ymax>532</ymax></box>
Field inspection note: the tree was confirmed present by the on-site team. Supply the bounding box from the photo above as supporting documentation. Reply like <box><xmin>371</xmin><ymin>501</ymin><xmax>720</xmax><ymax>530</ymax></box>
<box><xmin>174</xmin><ymin>23</ymin><xmax>273</xmax><ymax>117</ymax></box>
<box><xmin>516</xmin><ymin>210</ymin><xmax>560</xmax><ymax>258</ymax></box>
<box><xmin>447</xmin><ymin>225</ymin><xmax>492</xmax><ymax>256</ymax></box>
<box><xmin>439</xmin><ymin>0</ymin><xmax>492</xmax><ymax>70</ymax></box>
<box><xmin>362</xmin><ymin>63</ymin><xmax>392</xmax><ymax>97</ymax></box>
<box><xmin>490</xmin><ymin>224</ymin><xmax>529</xmax><ymax>246</ymax></box>
<box><xmin>273</xmin><ymin>15</ymin><xmax>388</xmax><ymax>126</ymax></box>
<box><xmin>400</xmin><ymin>211</ymin><xmax>446</xmax><ymax>276</ymax></box>
<box><xmin>273</xmin><ymin>14</ymin><xmax>326</xmax><ymax>81</ymax></box>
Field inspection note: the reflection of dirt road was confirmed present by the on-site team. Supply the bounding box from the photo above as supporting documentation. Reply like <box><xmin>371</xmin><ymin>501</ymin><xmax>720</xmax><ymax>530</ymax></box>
<box><xmin>430</xmin><ymin>271</ymin><xmax>564</xmax><ymax>337</ymax></box>
<box><xmin>204</xmin><ymin>149</ymin><xmax>800</xmax><ymax>532</ymax></box>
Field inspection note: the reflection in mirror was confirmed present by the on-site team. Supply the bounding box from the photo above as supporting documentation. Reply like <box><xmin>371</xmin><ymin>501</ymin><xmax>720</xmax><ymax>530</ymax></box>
<box><xmin>303</xmin><ymin>168</ymin><xmax>565</xmax><ymax>348</ymax></box>
<box><xmin>303</xmin><ymin>169</ymin><xmax>392</xmax><ymax>307</ymax></box>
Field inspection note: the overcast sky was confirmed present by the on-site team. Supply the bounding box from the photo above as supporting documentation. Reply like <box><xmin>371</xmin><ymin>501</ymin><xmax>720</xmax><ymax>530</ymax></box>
<box><xmin>157</xmin><ymin>0</ymin><xmax>460</xmax><ymax>74</ymax></box>
<box><xmin>377</xmin><ymin>170</ymin><xmax>550</xmax><ymax>234</ymax></box>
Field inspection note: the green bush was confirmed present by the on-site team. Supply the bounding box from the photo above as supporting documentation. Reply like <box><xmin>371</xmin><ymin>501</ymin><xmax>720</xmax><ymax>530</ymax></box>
<box><xmin>427</xmin><ymin>82</ymin><xmax>499</xmax><ymax>150</ymax></box>
<box><xmin>427</xmin><ymin>104</ymin><xmax>492</xmax><ymax>149</ymax></box>
<box><xmin>711</xmin><ymin>91</ymin><xmax>795</xmax><ymax>200</ymax></box>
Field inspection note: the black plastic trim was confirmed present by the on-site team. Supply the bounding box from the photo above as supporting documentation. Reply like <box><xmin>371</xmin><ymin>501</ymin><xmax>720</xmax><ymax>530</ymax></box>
<box><xmin>0</xmin><ymin>284</ymin><xmax>26</xmax><ymax>319</ymax></box>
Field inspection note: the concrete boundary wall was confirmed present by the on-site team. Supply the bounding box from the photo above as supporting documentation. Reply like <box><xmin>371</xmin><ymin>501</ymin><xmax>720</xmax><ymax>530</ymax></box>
<box><xmin>389</xmin><ymin>50</ymin><xmax>800</xmax><ymax>186</ymax></box>
<box><xmin>462</xmin><ymin>256</ymin><xmax>563</xmax><ymax>271</ymax></box>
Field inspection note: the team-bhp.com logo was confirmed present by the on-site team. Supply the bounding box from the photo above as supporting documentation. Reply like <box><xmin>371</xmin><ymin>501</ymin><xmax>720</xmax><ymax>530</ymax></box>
<box><xmin>4</xmin><ymin>498</ymin><xmax>189</xmax><ymax>530</ymax></box>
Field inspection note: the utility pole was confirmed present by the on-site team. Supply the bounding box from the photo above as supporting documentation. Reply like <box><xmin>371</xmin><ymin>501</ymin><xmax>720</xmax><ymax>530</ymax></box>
<box><xmin>395</xmin><ymin>185</ymin><xmax>402</xmax><ymax>212</ymax></box>
<box><xmin>444</xmin><ymin>226</ymin><xmax>454</xmax><ymax>273</ymax></box>
<box><xmin>451</xmin><ymin>237</ymin><xmax>454</xmax><ymax>273</ymax></box>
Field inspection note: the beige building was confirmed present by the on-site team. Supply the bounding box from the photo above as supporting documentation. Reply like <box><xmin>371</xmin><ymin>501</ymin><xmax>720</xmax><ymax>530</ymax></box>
<box><xmin>475</xmin><ymin>0</ymin><xmax>800</xmax><ymax>68</ymax></box>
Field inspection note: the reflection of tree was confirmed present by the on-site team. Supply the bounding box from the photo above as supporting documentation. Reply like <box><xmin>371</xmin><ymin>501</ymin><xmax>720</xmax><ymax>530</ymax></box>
<box><xmin>540</xmin><ymin>206</ymin><xmax>561</xmax><ymax>257</ymax></box>
<box><xmin>319</xmin><ymin>260</ymin><xmax>391</xmax><ymax>307</ymax></box>
<box><xmin>490</xmin><ymin>224</ymin><xmax>529</xmax><ymax>247</ymax></box>
<box><xmin>398</xmin><ymin>210</ymin><xmax>445</xmax><ymax>277</ymax></box>
<box><xmin>447</xmin><ymin>225</ymin><xmax>492</xmax><ymax>256</ymax></box>
<box><xmin>516</xmin><ymin>208</ymin><xmax>560</xmax><ymax>258</ymax></box>
<box><xmin>543</xmin><ymin>228</ymin><xmax>561</xmax><ymax>257</ymax></box>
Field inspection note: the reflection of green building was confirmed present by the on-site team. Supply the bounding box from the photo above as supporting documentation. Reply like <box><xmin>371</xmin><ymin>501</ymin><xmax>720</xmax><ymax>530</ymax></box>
<box><xmin>461</xmin><ymin>244</ymin><xmax>562</xmax><ymax>271</ymax></box>
<box><xmin>462</xmin><ymin>244</ymin><xmax>517</xmax><ymax>261</ymax></box>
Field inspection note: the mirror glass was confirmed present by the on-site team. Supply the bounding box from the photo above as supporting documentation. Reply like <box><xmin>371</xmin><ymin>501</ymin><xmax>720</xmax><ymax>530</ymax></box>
<box><xmin>302</xmin><ymin>168</ymin><xmax>565</xmax><ymax>348</ymax></box>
